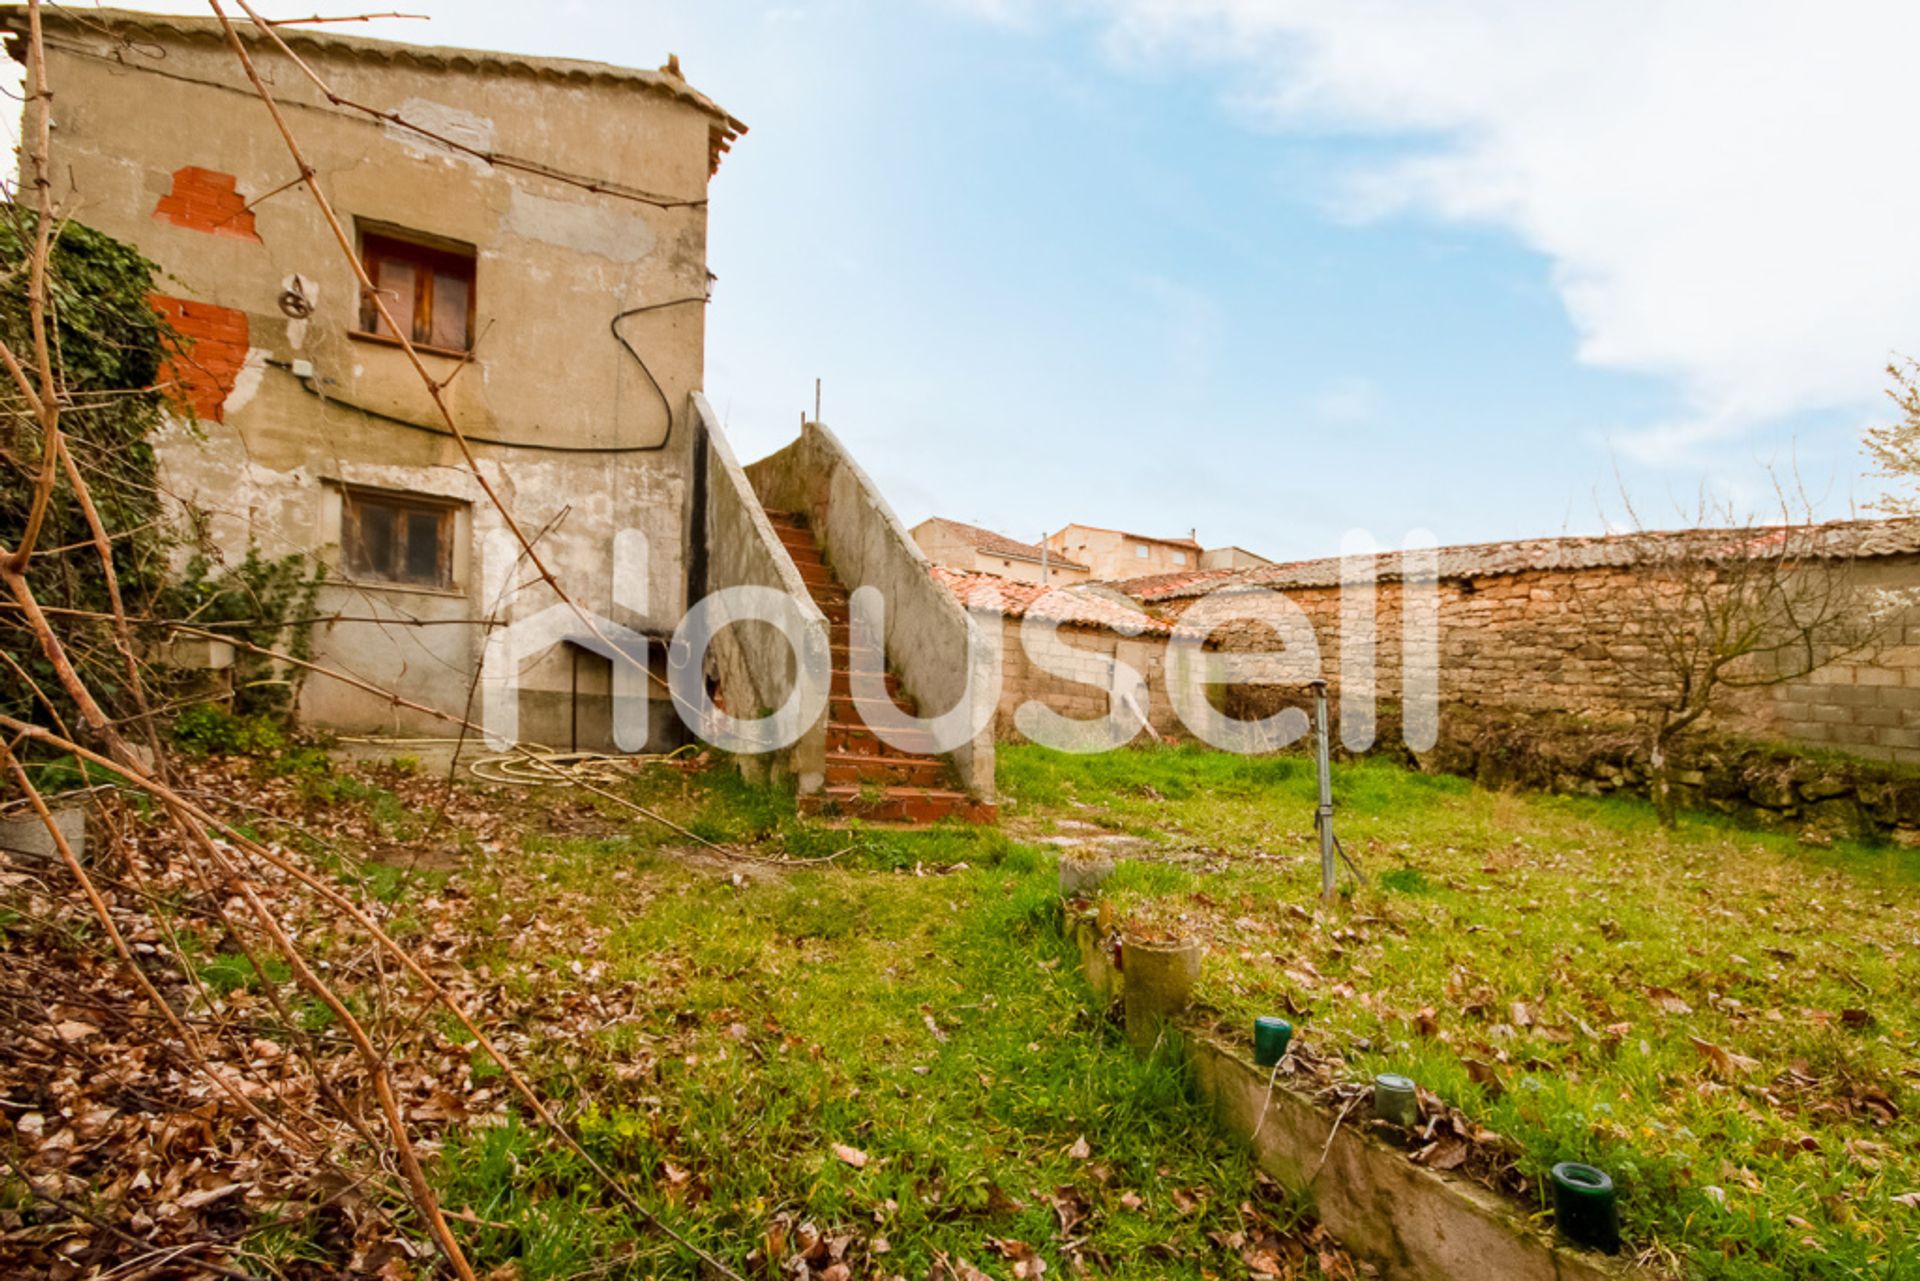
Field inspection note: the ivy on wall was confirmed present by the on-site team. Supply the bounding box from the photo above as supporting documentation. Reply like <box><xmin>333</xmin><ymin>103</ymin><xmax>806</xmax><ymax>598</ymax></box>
<box><xmin>1</xmin><ymin>215</ymin><xmax>321</xmax><ymax>743</ymax></box>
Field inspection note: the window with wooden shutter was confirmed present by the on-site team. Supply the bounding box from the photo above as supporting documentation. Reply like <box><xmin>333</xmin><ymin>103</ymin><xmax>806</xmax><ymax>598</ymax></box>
<box><xmin>356</xmin><ymin>229</ymin><xmax>477</xmax><ymax>355</ymax></box>
<box><xmin>340</xmin><ymin>488</ymin><xmax>459</xmax><ymax>590</ymax></box>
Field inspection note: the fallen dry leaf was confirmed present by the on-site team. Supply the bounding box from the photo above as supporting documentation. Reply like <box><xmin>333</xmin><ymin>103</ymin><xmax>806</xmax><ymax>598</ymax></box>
<box><xmin>1688</xmin><ymin>1036</ymin><xmax>1761</xmax><ymax>1079</ymax></box>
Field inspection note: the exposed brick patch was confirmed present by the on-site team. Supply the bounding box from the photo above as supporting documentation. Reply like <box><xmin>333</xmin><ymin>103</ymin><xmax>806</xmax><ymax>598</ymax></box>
<box><xmin>153</xmin><ymin>166</ymin><xmax>260</xmax><ymax>240</ymax></box>
<box><xmin>150</xmin><ymin>294</ymin><xmax>249</xmax><ymax>422</ymax></box>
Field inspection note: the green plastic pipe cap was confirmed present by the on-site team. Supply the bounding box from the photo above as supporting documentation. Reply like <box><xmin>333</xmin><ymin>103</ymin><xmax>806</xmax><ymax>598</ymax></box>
<box><xmin>1253</xmin><ymin>1016</ymin><xmax>1292</xmax><ymax>1067</ymax></box>
<box><xmin>1550</xmin><ymin>1161</ymin><xmax>1621</xmax><ymax>1254</ymax></box>
<box><xmin>1372</xmin><ymin>1072</ymin><xmax>1418</xmax><ymax>1128</ymax></box>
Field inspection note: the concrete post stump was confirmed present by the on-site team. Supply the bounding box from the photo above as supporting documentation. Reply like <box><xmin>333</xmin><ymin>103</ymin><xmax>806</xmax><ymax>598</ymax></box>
<box><xmin>1122</xmin><ymin>934</ymin><xmax>1202</xmax><ymax>1055</ymax></box>
<box><xmin>1058</xmin><ymin>855</ymin><xmax>1114</xmax><ymax>898</ymax></box>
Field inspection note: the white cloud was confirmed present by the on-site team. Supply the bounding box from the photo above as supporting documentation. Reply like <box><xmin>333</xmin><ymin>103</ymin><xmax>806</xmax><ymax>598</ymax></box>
<box><xmin>1076</xmin><ymin>0</ymin><xmax>1920</xmax><ymax>461</ymax></box>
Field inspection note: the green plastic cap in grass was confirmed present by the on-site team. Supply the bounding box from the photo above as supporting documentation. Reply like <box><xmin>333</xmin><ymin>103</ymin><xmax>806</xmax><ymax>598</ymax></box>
<box><xmin>1549</xmin><ymin>1162</ymin><xmax>1620</xmax><ymax>1255</ymax></box>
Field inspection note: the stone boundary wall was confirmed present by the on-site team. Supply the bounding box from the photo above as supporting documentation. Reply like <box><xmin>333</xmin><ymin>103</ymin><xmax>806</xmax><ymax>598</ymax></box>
<box><xmin>991</xmin><ymin>617</ymin><xmax>1183</xmax><ymax>742</ymax></box>
<box><xmin>1175</xmin><ymin>554</ymin><xmax>1920</xmax><ymax>765</ymax></box>
<box><xmin>1381</xmin><ymin>707</ymin><xmax>1920</xmax><ymax>844</ymax></box>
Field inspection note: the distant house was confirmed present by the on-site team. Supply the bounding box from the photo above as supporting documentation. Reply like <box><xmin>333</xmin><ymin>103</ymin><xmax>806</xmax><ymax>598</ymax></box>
<box><xmin>1200</xmin><ymin>545</ymin><xmax>1274</xmax><ymax>571</ymax></box>
<box><xmin>1044</xmin><ymin>523</ymin><xmax>1206</xmax><ymax>581</ymax></box>
<box><xmin>912</xmin><ymin>518</ymin><xmax>1091</xmax><ymax>586</ymax></box>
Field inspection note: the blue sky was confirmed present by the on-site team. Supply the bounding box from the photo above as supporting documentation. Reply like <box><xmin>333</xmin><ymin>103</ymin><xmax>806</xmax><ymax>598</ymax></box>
<box><xmin>69</xmin><ymin>2</ymin><xmax>1920</xmax><ymax>561</ymax></box>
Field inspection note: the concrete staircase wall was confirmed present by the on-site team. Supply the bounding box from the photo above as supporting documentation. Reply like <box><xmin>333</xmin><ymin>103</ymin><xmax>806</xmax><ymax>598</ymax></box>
<box><xmin>693</xmin><ymin>394</ymin><xmax>829</xmax><ymax>794</ymax></box>
<box><xmin>744</xmin><ymin>422</ymin><xmax>997</xmax><ymax>807</ymax></box>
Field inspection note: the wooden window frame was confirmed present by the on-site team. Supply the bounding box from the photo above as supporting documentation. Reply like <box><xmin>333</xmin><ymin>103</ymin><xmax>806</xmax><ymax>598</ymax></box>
<box><xmin>353</xmin><ymin>227</ymin><xmax>477</xmax><ymax>357</ymax></box>
<box><xmin>339</xmin><ymin>486</ymin><xmax>461</xmax><ymax>591</ymax></box>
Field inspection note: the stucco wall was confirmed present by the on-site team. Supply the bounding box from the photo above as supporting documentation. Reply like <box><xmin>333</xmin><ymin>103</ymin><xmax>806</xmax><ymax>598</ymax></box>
<box><xmin>746</xmin><ymin>424</ymin><xmax>996</xmax><ymax>799</ymax></box>
<box><xmin>1175</xmin><ymin>556</ymin><xmax>1920</xmax><ymax>764</ymax></box>
<box><xmin>1047</xmin><ymin>525</ymin><xmax>1199</xmax><ymax>582</ymax></box>
<box><xmin>911</xmin><ymin>522</ymin><xmax>1091</xmax><ymax>586</ymax></box>
<box><xmin>31</xmin><ymin>13</ymin><xmax>724</xmax><ymax>744</ymax></box>
<box><xmin>696</xmin><ymin>396</ymin><xmax>828</xmax><ymax>791</ymax></box>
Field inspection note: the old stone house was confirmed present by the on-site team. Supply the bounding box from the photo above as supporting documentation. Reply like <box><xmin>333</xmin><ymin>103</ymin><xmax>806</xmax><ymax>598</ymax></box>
<box><xmin>911</xmin><ymin>517</ymin><xmax>1091</xmax><ymax>586</ymax></box>
<box><xmin>9</xmin><ymin>7</ymin><xmax>746</xmax><ymax>749</ymax></box>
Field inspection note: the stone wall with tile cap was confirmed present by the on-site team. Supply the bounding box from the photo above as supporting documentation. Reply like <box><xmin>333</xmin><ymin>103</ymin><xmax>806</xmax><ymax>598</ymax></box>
<box><xmin>1164</xmin><ymin>555</ymin><xmax>1920</xmax><ymax>766</ymax></box>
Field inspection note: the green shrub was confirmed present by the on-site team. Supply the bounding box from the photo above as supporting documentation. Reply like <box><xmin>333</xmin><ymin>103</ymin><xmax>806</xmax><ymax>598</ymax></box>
<box><xmin>169</xmin><ymin>704</ymin><xmax>289</xmax><ymax>757</ymax></box>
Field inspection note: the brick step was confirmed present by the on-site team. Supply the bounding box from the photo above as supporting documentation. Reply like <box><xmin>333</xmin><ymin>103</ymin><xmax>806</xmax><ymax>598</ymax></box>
<box><xmin>806</xmin><ymin>581</ymin><xmax>849</xmax><ymax>605</ymax></box>
<box><xmin>828</xmin><ymin>692</ymin><xmax>922</xmax><ymax>725</ymax></box>
<box><xmin>777</xmin><ymin>533</ymin><xmax>823</xmax><ymax>559</ymax></box>
<box><xmin>763</xmin><ymin>509</ymin><xmax>807</xmax><ymax>529</ymax></box>
<box><xmin>794</xmin><ymin>560</ymin><xmax>834</xmax><ymax>587</ymax></box>
<box><xmin>826</xmin><ymin>720</ymin><xmax>937</xmax><ymax>757</ymax></box>
<box><xmin>829</xmin><ymin>666</ymin><xmax>901</xmax><ymax>697</ymax></box>
<box><xmin>824</xmin><ymin>751</ymin><xmax>951</xmax><ymax>788</ymax></box>
<box><xmin>800</xmin><ymin>785</ymin><xmax>996</xmax><ymax>826</ymax></box>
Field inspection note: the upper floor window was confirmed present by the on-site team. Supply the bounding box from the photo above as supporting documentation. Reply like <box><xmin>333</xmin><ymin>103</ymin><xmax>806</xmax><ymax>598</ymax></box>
<box><xmin>1173</xmin><ymin>551</ymin><xmax>1187</xmax><ymax>565</ymax></box>
<box><xmin>358</xmin><ymin>227</ymin><xmax>476</xmax><ymax>354</ymax></box>
<box><xmin>342</xmin><ymin>486</ymin><xmax>459</xmax><ymax>590</ymax></box>
<box><xmin>1135</xmin><ymin>543</ymin><xmax>1150</xmax><ymax>559</ymax></box>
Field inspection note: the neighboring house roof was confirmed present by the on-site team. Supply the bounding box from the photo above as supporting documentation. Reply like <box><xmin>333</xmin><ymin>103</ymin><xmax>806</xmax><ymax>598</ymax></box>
<box><xmin>13</xmin><ymin>7</ymin><xmax>749</xmax><ymax>173</ymax></box>
<box><xmin>1049</xmin><ymin>522</ymin><xmax>1203</xmax><ymax>552</ymax></box>
<box><xmin>930</xmin><ymin>566</ymin><xmax>1173</xmax><ymax>634</ymax></box>
<box><xmin>1118</xmin><ymin>517</ymin><xmax>1920</xmax><ymax>603</ymax></box>
<box><xmin>919</xmin><ymin>518</ymin><xmax>1090</xmax><ymax>571</ymax></box>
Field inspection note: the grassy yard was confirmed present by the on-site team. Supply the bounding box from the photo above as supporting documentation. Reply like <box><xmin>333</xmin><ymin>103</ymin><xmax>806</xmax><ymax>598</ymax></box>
<box><xmin>996</xmin><ymin>743</ymin><xmax>1920</xmax><ymax>1281</ymax></box>
<box><xmin>381</xmin><ymin>766</ymin><xmax>1348</xmax><ymax>1279</ymax></box>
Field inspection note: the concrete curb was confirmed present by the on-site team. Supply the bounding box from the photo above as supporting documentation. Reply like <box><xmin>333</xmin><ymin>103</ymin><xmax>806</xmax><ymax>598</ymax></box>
<box><xmin>1060</xmin><ymin>906</ymin><xmax>1653</xmax><ymax>1281</ymax></box>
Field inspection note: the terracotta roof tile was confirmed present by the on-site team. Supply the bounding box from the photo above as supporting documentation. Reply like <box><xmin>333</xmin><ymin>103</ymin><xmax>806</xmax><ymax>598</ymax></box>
<box><xmin>930</xmin><ymin>566</ymin><xmax>1172</xmax><ymax>634</ymax></box>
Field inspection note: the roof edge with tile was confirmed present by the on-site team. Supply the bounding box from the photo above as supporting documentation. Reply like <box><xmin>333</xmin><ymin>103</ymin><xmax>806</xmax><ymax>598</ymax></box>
<box><xmin>8</xmin><ymin>7</ymin><xmax>747</xmax><ymax>170</ymax></box>
<box><xmin>1116</xmin><ymin>517</ymin><xmax>1920</xmax><ymax>603</ymax></box>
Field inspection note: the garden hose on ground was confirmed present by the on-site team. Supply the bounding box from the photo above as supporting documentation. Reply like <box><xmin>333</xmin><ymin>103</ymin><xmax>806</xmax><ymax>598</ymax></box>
<box><xmin>331</xmin><ymin>736</ymin><xmax>703</xmax><ymax>788</ymax></box>
<box><xmin>465</xmin><ymin>744</ymin><xmax>702</xmax><ymax>787</ymax></box>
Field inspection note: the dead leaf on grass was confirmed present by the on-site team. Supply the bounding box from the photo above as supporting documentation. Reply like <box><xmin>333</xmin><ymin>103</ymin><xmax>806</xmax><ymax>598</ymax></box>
<box><xmin>989</xmin><ymin>1237</ymin><xmax>1048</xmax><ymax>1278</ymax></box>
<box><xmin>1688</xmin><ymin>1036</ymin><xmax>1760</xmax><ymax>1079</ymax></box>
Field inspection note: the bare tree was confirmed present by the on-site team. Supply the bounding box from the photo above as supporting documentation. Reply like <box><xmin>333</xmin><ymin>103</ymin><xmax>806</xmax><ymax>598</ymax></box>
<box><xmin>1606</xmin><ymin>491</ymin><xmax>1888</xmax><ymax>826</ymax></box>
<box><xmin>1864</xmin><ymin>356</ymin><xmax>1920</xmax><ymax>517</ymax></box>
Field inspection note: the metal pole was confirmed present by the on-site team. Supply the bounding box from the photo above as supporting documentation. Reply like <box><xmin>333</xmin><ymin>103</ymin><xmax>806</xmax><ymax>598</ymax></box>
<box><xmin>1311</xmin><ymin>678</ymin><xmax>1335</xmax><ymax>906</ymax></box>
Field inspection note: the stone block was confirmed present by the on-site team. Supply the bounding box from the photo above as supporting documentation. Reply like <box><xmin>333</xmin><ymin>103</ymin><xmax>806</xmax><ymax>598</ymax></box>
<box><xmin>0</xmin><ymin>806</ymin><xmax>85</xmax><ymax>863</ymax></box>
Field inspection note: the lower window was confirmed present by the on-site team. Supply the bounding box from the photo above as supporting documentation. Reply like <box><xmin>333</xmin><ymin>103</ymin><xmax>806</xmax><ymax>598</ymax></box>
<box><xmin>341</xmin><ymin>488</ymin><xmax>458</xmax><ymax>589</ymax></box>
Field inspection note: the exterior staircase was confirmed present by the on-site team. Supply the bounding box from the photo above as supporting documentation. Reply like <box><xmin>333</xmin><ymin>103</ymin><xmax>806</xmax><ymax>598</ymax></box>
<box><xmin>764</xmin><ymin>509</ymin><xmax>995</xmax><ymax>825</ymax></box>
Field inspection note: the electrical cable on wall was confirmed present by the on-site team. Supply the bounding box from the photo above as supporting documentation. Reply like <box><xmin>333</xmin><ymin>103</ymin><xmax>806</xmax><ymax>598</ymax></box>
<box><xmin>268</xmin><ymin>294</ymin><xmax>710</xmax><ymax>454</ymax></box>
